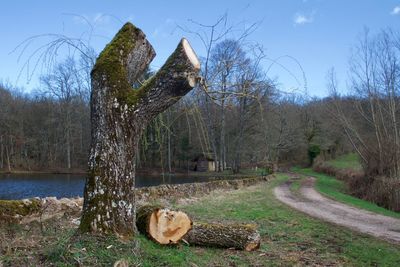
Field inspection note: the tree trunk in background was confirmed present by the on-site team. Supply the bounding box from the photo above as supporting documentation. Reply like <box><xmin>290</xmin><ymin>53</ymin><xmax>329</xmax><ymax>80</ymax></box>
<box><xmin>205</xmin><ymin>97</ymin><xmax>219</xmax><ymax>172</ymax></box>
<box><xmin>66</xmin><ymin>119</ymin><xmax>71</xmax><ymax>169</ymax></box>
<box><xmin>0</xmin><ymin>136</ymin><xmax>3</xmax><ymax>169</ymax></box>
<box><xmin>5</xmin><ymin>141</ymin><xmax>11</xmax><ymax>172</ymax></box>
<box><xmin>80</xmin><ymin>22</ymin><xmax>200</xmax><ymax>237</ymax></box>
<box><xmin>220</xmin><ymin>98</ymin><xmax>226</xmax><ymax>172</ymax></box>
<box><xmin>167</xmin><ymin>110</ymin><xmax>172</xmax><ymax>173</ymax></box>
<box><xmin>219</xmin><ymin>73</ymin><xmax>228</xmax><ymax>172</ymax></box>
<box><xmin>234</xmin><ymin>93</ymin><xmax>247</xmax><ymax>173</ymax></box>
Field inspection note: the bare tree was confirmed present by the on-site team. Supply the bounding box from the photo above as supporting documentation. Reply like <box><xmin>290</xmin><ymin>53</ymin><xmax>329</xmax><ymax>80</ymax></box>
<box><xmin>331</xmin><ymin>29</ymin><xmax>400</xmax><ymax>178</ymax></box>
<box><xmin>79</xmin><ymin>23</ymin><xmax>200</xmax><ymax>236</ymax></box>
<box><xmin>0</xmin><ymin>85</ymin><xmax>14</xmax><ymax>172</ymax></box>
<box><xmin>178</xmin><ymin>14</ymin><xmax>260</xmax><ymax>171</ymax></box>
<box><xmin>327</xmin><ymin>28</ymin><xmax>400</xmax><ymax>210</ymax></box>
<box><xmin>40</xmin><ymin>58</ymin><xmax>82</xmax><ymax>169</ymax></box>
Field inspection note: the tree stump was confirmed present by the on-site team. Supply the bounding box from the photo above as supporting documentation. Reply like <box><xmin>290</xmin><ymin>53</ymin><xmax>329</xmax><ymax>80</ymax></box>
<box><xmin>183</xmin><ymin>222</ymin><xmax>261</xmax><ymax>251</ymax></box>
<box><xmin>136</xmin><ymin>205</ymin><xmax>192</xmax><ymax>244</ymax></box>
<box><xmin>79</xmin><ymin>22</ymin><xmax>200</xmax><ymax>237</ymax></box>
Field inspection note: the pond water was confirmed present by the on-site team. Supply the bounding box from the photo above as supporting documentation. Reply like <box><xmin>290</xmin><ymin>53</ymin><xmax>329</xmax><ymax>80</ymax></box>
<box><xmin>0</xmin><ymin>173</ymin><xmax>234</xmax><ymax>200</ymax></box>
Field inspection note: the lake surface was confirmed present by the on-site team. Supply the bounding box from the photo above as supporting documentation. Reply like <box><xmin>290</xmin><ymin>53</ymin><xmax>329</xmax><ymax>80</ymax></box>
<box><xmin>0</xmin><ymin>173</ymin><xmax>235</xmax><ymax>200</ymax></box>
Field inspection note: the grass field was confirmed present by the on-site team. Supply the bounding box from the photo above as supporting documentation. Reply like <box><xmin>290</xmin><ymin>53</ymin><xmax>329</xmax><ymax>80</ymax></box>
<box><xmin>323</xmin><ymin>153</ymin><xmax>362</xmax><ymax>171</ymax></box>
<box><xmin>293</xmin><ymin>167</ymin><xmax>400</xmax><ymax>219</ymax></box>
<box><xmin>4</xmin><ymin>174</ymin><xmax>397</xmax><ymax>266</ymax></box>
<box><xmin>188</xmin><ymin>167</ymin><xmax>269</xmax><ymax>177</ymax></box>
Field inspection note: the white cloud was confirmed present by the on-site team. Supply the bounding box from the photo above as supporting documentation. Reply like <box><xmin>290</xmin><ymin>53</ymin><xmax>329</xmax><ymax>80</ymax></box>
<box><xmin>391</xmin><ymin>6</ymin><xmax>400</xmax><ymax>15</ymax></box>
<box><xmin>294</xmin><ymin>13</ymin><xmax>313</xmax><ymax>25</ymax></box>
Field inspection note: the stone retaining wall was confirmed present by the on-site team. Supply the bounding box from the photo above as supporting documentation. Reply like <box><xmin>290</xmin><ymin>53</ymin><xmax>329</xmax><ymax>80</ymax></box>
<box><xmin>0</xmin><ymin>175</ymin><xmax>272</xmax><ymax>221</ymax></box>
<box><xmin>136</xmin><ymin>176</ymin><xmax>272</xmax><ymax>203</ymax></box>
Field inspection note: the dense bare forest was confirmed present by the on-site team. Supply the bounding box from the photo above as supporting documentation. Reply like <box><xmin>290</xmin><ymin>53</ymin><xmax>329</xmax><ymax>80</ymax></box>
<box><xmin>0</xmin><ymin>53</ymin><xmax>349</xmax><ymax>174</ymax></box>
<box><xmin>3</xmin><ymin>29</ymin><xmax>398</xmax><ymax>175</ymax></box>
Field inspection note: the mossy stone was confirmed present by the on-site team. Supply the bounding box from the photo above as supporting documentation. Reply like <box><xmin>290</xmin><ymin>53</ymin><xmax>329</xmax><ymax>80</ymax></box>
<box><xmin>0</xmin><ymin>199</ymin><xmax>41</xmax><ymax>217</ymax></box>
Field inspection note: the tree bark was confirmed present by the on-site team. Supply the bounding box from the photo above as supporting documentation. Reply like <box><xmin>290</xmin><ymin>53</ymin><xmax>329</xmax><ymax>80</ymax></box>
<box><xmin>136</xmin><ymin>205</ymin><xmax>192</xmax><ymax>244</ymax></box>
<box><xmin>183</xmin><ymin>222</ymin><xmax>260</xmax><ymax>251</ymax></box>
<box><xmin>66</xmin><ymin>116</ymin><xmax>71</xmax><ymax>169</ymax></box>
<box><xmin>234</xmin><ymin>92</ymin><xmax>247</xmax><ymax>173</ymax></box>
<box><xmin>167</xmin><ymin>110</ymin><xmax>172</xmax><ymax>173</ymax></box>
<box><xmin>0</xmin><ymin>135</ymin><xmax>3</xmax><ymax>169</ymax></box>
<box><xmin>219</xmin><ymin>99</ymin><xmax>226</xmax><ymax>172</ymax></box>
<box><xmin>80</xmin><ymin>22</ymin><xmax>200</xmax><ymax>237</ymax></box>
<box><xmin>5</xmin><ymin>139</ymin><xmax>11</xmax><ymax>172</ymax></box>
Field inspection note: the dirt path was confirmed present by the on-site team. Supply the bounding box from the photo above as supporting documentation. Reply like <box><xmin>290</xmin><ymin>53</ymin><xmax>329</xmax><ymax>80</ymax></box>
<box><xmin>274</xmin><ymin>174</ymin><xmax>400</xmax><ymax>244</ymax></box>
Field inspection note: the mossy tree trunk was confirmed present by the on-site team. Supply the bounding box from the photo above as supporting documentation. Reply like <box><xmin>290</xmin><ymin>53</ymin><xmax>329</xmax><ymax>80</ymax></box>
<box><xmin>79</xmin><ymin>22</ymin><xmax>200</xmax><ymax>237</ymax></box>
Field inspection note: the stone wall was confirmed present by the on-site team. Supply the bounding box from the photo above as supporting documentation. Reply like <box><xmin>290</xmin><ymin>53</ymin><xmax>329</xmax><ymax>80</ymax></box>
<box><xmin>136</xmin><ymin>176</ymin><xmax>272</xmax><ymax>204</ymax></box>
<box><xmin>0</xmin><ymin>175</ymin><xmax>273</xmax><ymax>222</ymax></box>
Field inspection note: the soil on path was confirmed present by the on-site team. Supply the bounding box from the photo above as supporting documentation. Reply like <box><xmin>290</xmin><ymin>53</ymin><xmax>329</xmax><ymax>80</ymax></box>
<box><xmin>274</xmin><ymin>174</ymin><xmax>400</xmax><ymax>244</ymax></box>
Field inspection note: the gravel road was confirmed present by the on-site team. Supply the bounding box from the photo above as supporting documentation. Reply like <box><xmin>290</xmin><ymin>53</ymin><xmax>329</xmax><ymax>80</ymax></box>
<box><xmin>274</xmin><ymin>174</ymin><xmax>400</xmax><ymax>244</ymax></box>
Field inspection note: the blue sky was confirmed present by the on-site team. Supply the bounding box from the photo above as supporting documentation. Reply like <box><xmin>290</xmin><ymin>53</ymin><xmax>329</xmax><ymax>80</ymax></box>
<box><xmin>0</xmin><ymin>0</ymin><xmax>399</xmax><ymax>97</ymax></box>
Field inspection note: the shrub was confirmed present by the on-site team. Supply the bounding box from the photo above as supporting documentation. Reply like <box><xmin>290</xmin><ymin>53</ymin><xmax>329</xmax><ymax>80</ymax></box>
<box><xmin>308</xmin><ymin>144</ymin><xmax>321</xmax><ymax>166</ymax></box>
<box><xmin>312</xmin><ymin>160</ymin><xmax>400</xmax><ymax>212</ymax></box>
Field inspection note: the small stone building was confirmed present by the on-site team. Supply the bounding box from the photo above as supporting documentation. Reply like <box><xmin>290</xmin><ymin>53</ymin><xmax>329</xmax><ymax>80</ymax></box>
<box><xmin>192</xmin><ymin>155</ymin><xmax>216</xmax><ymax>172</ymax></box>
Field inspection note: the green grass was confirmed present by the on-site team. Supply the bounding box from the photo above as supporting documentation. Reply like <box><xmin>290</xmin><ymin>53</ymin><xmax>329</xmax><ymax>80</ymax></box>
<box><xmin>189</xmin><ymin>168</ymin><xmax>269</xmax><ymax>177</ymax></box>
<box><xmin>44</xmin><ymin>232</ymin><xmax>142</xmax><ymax>266</ymax></box>
<box><xmin>293</xmin><ymin>167</ymin><xmax>400</xmax><ymax>219</ymax></box>
<box><xmin>325</xmin><ymin>153</ymin><xmax>362</xmax><ymax>171</ymax></box>
<box><xmin>34</xmin><ymin>174</ymin><xmax>400</xmax><ymax>266</ymax></box>
<box><xmin>238</xmin><ymin>167</ymin><xmax>269</xmax><ymax>176</ymax></box>
<box><xmin>290</xmin><ymin>179</ymin><xmax>302</xmax><ymax>192</ymax></box>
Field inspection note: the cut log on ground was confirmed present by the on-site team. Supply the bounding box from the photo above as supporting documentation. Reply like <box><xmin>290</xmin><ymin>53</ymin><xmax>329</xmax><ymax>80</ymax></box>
<box><xmin>136</xmin><ymin>205</ymin><xmax>192</xmax><ymax>244</ymax></box>
<box><xmin>136</xmin><ymin>205</ymin><xmax>261</xmax><ymax>251</ymax></box>
<box><xmin>183</xmin><ymin>222</ymin><xmax>261</xmax><ymax>251</ymax></box>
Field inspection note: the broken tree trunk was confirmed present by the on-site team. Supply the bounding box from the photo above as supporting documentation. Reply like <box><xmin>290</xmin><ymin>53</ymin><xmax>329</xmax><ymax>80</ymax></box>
<box><xmin>79</xmin><ymin>22</ymin><xmax>200</xmax><ymax>237</ymax></box>
<box><xmin>136</xmin><ymin>205</ymin><xmax>192</xmax><ymax>244</ymax></box>
<box><xmin>183</xmin><ymin>222</ymin><xmax>261</xmax><ymax>251</ymax></box>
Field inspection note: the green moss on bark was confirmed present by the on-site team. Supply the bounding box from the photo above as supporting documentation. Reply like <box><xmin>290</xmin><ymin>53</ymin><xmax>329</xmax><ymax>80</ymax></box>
<box><xmin>92</xmin><ymin>22</ymin><xmax>143</xmax><ymax>107</ymax></box>
<box><xmin>125</xmin><ymin>75</ymin><xmax>156</xmax><ymax>106</ymax></box>
<box><xmin>159</xmin><ymin>41</ymin><xmax>188</xmax><ymax>73</ymax></box>
<box><xmin>92</xmin><ymin>27</ymin><xmax>190</xmax><ymax>108</ymax></box>
<box><xmin>124</xmin><ymin>40</ymin><xmax>190</xmax><ymax>106</ymax></box>
<box><xmin>92</xmin><ymin>22</ymin><xmax>136</xmax><ymax>85</ymax></box>
<box><xmin>79</xmin><ymin>168</ymin><xmax>106</xmax><ymax>233</ymax></box>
